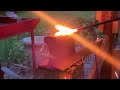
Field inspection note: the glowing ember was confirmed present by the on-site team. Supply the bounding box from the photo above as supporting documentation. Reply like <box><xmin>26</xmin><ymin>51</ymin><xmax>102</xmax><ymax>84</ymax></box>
<box><xmin>65</xmin><ymin>77</ymin><xmax>67</xmax><ymax>79</ymax></box>
<box><xmin>55</xmin><ymin>25</ymin><xmax>77</xmax><ymax>36</ymax></box>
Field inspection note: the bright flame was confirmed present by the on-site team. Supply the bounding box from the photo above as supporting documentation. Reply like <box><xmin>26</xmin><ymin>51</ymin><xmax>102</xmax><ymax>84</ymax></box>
<box><xmin>55</xmin><ymin>25</ymin><xmax>77</xmax><ymax>36</ymax></box>
<box><xmin>65</xmin><ymin>77</ymin><xmax>67</xmax><ymax>79</ymax></box>
<box><xmin>32</xmin><ymin>11</ymin><xmax>120</xmax><ymax>73</ymax></box>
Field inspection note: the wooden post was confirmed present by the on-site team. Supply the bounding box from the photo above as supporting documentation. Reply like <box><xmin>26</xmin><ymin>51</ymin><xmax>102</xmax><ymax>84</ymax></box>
<box><xmin>97</xmin><ymin>11</ymin><xmax>119</xmax><ymax>79</ymax></box>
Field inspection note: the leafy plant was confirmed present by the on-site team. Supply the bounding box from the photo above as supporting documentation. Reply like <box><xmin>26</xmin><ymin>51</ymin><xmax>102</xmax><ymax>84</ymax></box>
<box><xmin>8</xmin><ymin>41</ymin><xmax>28</xmax><ymax>63</ymax></box>
<box><xmin>0</xmin><ymin>36</ymin><xmax>19</xmax><ymax>63</ymax></box>
<box><xmin>70</xmin><ymin>17</ymin><xmax>98</xmax><ymax>41</ymax></box>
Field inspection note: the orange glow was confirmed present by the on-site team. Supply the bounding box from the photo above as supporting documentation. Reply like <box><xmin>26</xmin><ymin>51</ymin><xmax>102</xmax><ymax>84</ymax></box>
<box><xmin>55</xmin><ymin>25</ymin><xmax>120</xmax><ymax>70</ymax></box>
<box><xmin>32</xmin><ymin>11</ymin><xmax>58</xmax><ymax>26</ymax></box>
<box><xmin>32</xmin><ymin>11</ymin><xmax>120</xmax><ymax>71</ymax></box>
<box><xmin>55</xmin><ymin>25</ymin><xmax>77</xmax><ymax>36</ymax></box>
<box><xmin>72</xmin><ymin>33</ymin><xmax>120</xmax><ymax>70</ymax></box>
<box><xmin>65</xmin><ymin>77</ymin><xmax>67</xmax><ymax>79</ymax></box>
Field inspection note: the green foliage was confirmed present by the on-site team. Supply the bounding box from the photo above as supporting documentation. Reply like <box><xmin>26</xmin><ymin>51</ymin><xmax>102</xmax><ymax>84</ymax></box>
<box><xmin>0</xmin><ymin>36</ymin><xmax>18</xmax><ymax>63</ymax></box>
<box><xmin>8</xmin><ymin>41</ymin><xmax>28</xmax><ymax>63</ymax></box>
<box><xmin>70</xmin><ymin>17</ymin><xmax>97</xmax><ymax>41</ymax></box>
<box><xmin>34</xmin><ymin>24</ymin><xmax>46</xmax><ymax>36</ymax></box>
<box><xmin>71</xmin><ymin>17</ymin><xmax>92</xmax><ymax>27</ymax></box>
<box><xmin>0</xmin><ymin>35</ymin><xmax>29</xmax><ymax>63</ymax></box>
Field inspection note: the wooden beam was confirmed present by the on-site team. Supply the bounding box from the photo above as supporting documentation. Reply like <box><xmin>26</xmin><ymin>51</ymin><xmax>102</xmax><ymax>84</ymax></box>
<box><xmin>88</xmin><ymin>39</ymin><xmax>103</xmax><ymax>79</ymax></box>
<box><xmin>100</xmin><ymin>11</ymin><xmax>118</xmax><ymax>79</ymax></box>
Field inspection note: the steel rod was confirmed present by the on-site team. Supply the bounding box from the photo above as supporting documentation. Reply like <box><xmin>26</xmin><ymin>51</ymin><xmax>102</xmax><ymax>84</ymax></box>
<box><xmin>31</xmin><ymin>31</ymin><xmax>37</xmax><ymax>79</ymax></box>
<box><xmin>78</xmin><ymin>17</ymin><xmax>120</xmax><ymax>31</ymax></box>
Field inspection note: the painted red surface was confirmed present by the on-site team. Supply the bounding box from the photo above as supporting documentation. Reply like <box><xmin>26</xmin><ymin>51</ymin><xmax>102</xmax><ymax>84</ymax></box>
<box><xmin>0</xmin><ymin>64</ymin><xmax>4</xmax><ymax>79</ymax></box>
<box><xmin>0</xmin><ymin>16</ymin><xmax>40</xmax><ymax>79</ymax></box>
<box><xmin>0</xmin><ymin>16</ymin><xmax>40</xmax><ymax>40</ymax></box>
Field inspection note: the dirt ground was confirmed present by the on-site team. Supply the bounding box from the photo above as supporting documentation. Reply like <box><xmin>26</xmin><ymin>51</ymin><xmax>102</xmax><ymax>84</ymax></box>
<box><xmin>2</xmin><ymin>59</ymin><xmax>34</xmax><ymax>79</ymax></box>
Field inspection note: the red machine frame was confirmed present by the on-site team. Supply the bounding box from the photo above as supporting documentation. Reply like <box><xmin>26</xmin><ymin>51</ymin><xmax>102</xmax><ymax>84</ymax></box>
<box><xmin>0</xmin><ymin>16</ymin><xmax>40</xmax><ymax>79</ymax></box>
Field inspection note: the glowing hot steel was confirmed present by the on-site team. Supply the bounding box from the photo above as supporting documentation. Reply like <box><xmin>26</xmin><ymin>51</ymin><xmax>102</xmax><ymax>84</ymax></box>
<box><xmin>55</xmin><ymin>25</ymin><xmax>120</xmax><ymax>70</ymax></box>
<box><xmin>32</xmin><ymin>11</ymin><xmax>120</xmax><ymax>71</ymax></box>
<box><xmin>55</xmin><ymin>25</ymin><xmax>77</xmax><ymax>36</ymax></box>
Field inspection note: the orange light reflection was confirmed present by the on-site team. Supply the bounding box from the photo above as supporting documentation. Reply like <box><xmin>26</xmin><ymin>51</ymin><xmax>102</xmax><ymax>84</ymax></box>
<box><xmin>32</xmin><ymin>11</ymin><xmax>120</xmax><ymax>70</ymax></box>
<box><xmin>71</xmin><ymin>33</ymin><xmax>120</xmax><ymax>70</ymax></box>
<box><xmin>32</xmin><ymin>11</ymin><xmax>58</xmax><ymax>26</ymax></box>
<box><xmin>55</xmin><ymin>25</ymin><xmax>77</xmax><ymax>36</ymax></box>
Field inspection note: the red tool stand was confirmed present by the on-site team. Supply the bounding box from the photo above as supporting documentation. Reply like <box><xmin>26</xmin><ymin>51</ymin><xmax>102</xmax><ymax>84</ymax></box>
<box><xmin>0</xmin><ymin>64</ymin><xmax>4</xmax><ymax>79</ymax></box>
<box><xmin>0</xmin><ymin>16</ymin><xmax>40</xmax><ymax>79</ymax></box>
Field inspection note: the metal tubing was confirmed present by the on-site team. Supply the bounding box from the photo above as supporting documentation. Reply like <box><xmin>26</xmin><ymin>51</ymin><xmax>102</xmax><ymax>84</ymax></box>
<box><xmin>31</xmin><ymin>31</ymin><xmax>37</xmax><ymax>79</ymax></box>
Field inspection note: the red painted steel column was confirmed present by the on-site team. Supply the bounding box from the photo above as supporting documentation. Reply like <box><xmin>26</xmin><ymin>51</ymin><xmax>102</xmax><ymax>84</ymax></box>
<box><xmin>0</xmin><ymin>64</ymin><xmax>4</xmax><ymax>79</ymax></box>
<box><xmin>31</xmin><ymin>31</ymin><xmax>37</xmax><ymax>79</ymax></box>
